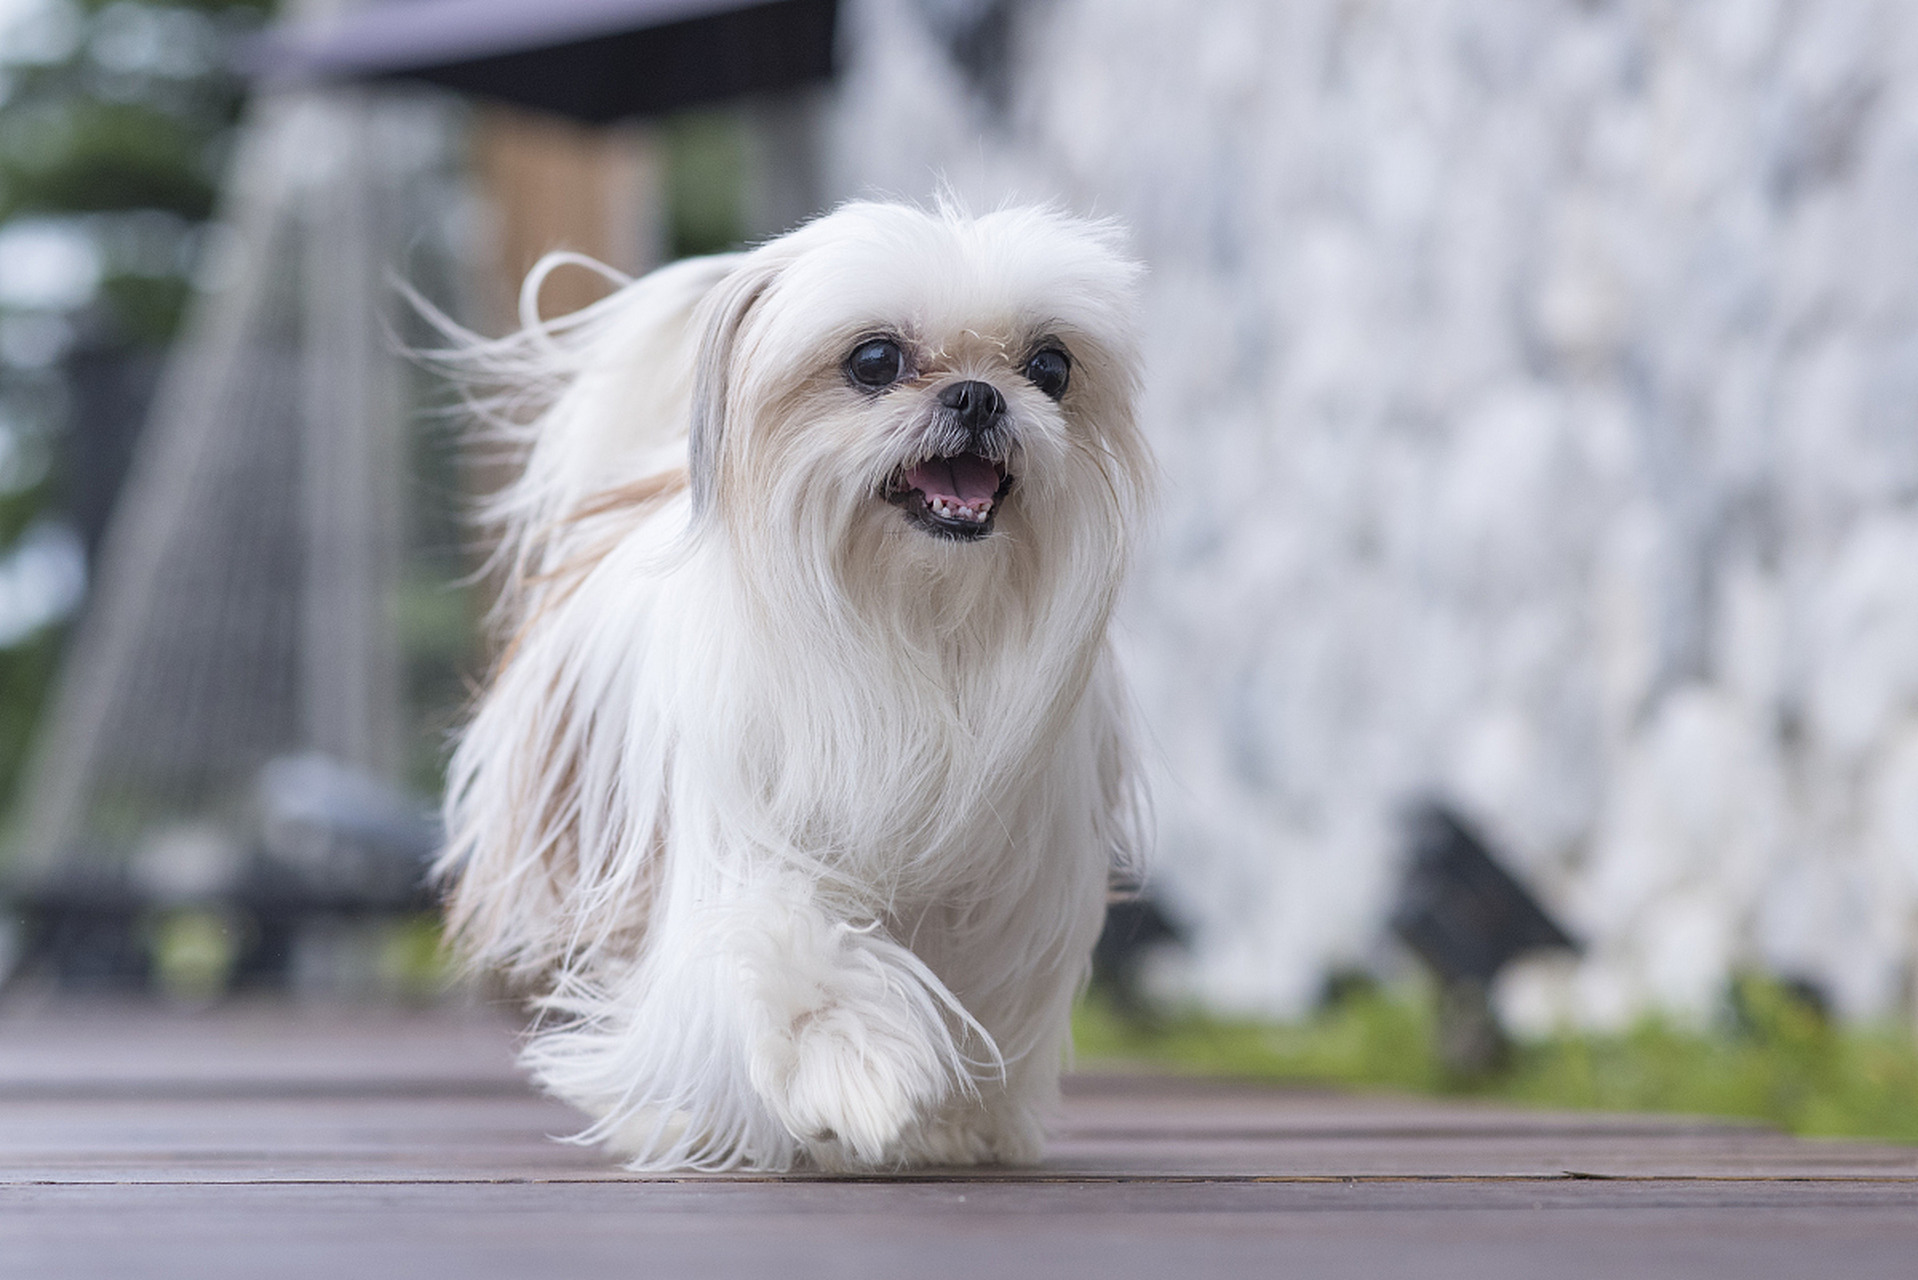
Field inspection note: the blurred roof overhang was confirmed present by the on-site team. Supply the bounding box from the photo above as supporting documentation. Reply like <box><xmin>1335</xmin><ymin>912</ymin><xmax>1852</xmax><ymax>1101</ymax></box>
<box><xmin>243</xmin><ymin>0</ymin><xmax>839</xmax><ymax>123</ymax></box>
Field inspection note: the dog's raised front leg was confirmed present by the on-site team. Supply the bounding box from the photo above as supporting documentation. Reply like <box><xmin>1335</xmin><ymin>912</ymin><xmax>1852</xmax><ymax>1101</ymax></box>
<box><xmin>729</xmin><ymin>880</ymin><xmax>988</xmax><ymax>1169</ymax></box>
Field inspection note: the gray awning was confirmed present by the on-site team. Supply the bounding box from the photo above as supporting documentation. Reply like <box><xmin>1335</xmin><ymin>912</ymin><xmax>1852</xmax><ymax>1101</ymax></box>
<box><xmin>244</xmin><ymin>0</ymin><xmax>838</xmax><ymax>123</ymax></box>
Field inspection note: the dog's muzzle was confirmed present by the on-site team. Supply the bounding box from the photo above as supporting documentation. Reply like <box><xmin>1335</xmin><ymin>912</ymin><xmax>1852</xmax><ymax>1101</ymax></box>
<box><xmin>884</xmin><ymin>380</ymin><xmax>1016</xmax><ymax>540</ymax></box>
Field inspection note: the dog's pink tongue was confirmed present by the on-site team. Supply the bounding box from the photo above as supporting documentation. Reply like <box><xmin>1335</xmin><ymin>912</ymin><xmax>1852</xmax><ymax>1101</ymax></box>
<box><xmin>905</xmin><ymin>453</ymin><xmax>1001</xmax><ymax>503</ymax></box>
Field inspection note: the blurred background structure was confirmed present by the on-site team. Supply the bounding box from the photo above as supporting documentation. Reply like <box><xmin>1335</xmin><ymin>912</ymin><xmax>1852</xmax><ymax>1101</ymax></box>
<box><xmin>2</xmin><ymin>0</ymin><xmax>1918</xmax><ymax>1046</ymax></box>
<box><xmin>822</xmin><ymin>0</ymin><xmax>1918</xmax><ymax>1033</ymax></box>
<box><xmin>0</xmin><ymin>0</ymin><xmax>843</xmax><ymax>997</ymax></box>
<box><xmin>0</xmin><ymin>0</ymin><xmax>474</xmax><ymax>996</ymax></box>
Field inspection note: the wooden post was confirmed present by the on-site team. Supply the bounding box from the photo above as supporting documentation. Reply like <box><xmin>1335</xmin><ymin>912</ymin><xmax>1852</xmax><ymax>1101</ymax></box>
<box><xmin>470</xmin><ymin>105</ymin><xmax>664</xmax><ymax>328</ymax></box>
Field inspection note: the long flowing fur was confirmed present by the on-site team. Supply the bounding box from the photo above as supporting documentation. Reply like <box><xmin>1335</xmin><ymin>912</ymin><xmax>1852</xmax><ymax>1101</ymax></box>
<box><xmin>434</xmin><ymin>202</ymin><xmax>1153</xmax><ymax>1171</ymax></box>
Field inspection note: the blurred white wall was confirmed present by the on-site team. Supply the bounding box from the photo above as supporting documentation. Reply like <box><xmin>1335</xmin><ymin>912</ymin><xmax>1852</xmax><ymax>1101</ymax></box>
<box><xmin>826</xmin><ymin>0</ymin><xmax>1918</xmax><ymax>1027</ymax></box>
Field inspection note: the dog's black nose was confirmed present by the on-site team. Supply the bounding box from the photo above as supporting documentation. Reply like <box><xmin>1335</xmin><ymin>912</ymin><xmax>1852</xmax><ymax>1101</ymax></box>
<box><xmin>938</xmin><ymin>380</ymin><xmax>1006</xmax><ymax>429</ymax></box>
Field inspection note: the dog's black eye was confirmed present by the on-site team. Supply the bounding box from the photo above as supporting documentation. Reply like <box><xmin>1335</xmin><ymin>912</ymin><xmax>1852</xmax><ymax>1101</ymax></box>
<box><xmin>1024</xmin><ymin>347</ymin><xmax>1070</xmax><ymax>399</ymax></box>
<box><xmin>847</xmin><ymin>338</ymin><xmax>905</xmax><ymax>389</ymax></box>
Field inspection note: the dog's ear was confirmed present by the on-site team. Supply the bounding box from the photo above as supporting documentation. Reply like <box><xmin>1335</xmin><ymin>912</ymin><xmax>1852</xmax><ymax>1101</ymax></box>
<box><xmin>689</xmin><ymin>256</ymin><xmax>781</xmax><ymax>516</ymax></box>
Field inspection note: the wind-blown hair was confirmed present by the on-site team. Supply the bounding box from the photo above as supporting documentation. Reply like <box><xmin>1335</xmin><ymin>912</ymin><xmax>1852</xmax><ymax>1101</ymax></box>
<box><xmin>433</xmin><ymin>201</ymin><xmax>1153</xmax><ymax>1171</ymax></box>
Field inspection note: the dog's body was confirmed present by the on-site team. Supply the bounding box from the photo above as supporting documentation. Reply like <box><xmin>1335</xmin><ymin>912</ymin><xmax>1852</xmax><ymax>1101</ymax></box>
<box><xmin>436</xmin><ymin>203</ymin><xmax>1152</xmax><ymax>1171</ymax></box>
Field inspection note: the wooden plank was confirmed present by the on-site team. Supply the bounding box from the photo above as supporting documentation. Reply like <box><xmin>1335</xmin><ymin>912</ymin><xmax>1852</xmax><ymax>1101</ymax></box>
<box><xmin>6</xmin><ymin>1180</ymin><xmax>1918</xmax><ymax>1280</ymax></box>
<box><xmin>6</xmin><ymin>1090</ymin><xmax>1916</xmax><ymax>1184</ymax></box>
<box><xmin>0</xmin><ymin>998</ymin><xmax>526</xmax><ymax>1093</ymax></box>
<box><xmin>4</xmin><ymin>1000</ymin><xmax>1918</xmax><ymax>1278</ymax></box>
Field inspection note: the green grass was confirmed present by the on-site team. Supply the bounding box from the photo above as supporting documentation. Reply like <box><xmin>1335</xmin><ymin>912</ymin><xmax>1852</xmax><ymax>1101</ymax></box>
<box><xmin>1072</xmin><ymin>976</ymin><xmax>1918</xmax><ymax>1143</ymax></box>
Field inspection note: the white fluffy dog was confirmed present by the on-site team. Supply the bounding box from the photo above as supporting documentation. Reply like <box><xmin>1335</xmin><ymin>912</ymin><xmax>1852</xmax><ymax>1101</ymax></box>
<box><xmin>434</xmin><ymin>201</ymin><xmax>1153</xmax><ymax>1172</ymax></box>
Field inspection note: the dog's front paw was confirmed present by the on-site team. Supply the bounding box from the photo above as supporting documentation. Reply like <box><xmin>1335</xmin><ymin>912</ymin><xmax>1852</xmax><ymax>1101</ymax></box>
<box><xmin>749</xmin><ymin>1004</ymin><xmax>953</xmax><ymax>1168</ymax></box>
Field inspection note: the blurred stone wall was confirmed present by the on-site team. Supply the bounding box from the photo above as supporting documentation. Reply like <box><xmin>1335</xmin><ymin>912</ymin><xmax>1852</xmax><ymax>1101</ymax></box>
<box><xmin>827</xmin><ymin>0</ymin><xmax>1918</xmax><ymax>1026</ymax></box>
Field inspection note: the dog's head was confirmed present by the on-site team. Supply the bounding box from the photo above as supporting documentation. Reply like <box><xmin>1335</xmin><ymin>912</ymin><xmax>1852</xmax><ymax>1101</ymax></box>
<box><xmin>686</xmin><ymin>203</ymin><xmax>1150</xmax><ymax>580</ymax></box>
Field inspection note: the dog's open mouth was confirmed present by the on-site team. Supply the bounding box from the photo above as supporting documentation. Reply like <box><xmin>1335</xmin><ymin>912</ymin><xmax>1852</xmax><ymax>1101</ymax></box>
<box><xmin>885</xmin><ymin>452</ymin><xmax>1014</xmax><ymax>540</ymax></box>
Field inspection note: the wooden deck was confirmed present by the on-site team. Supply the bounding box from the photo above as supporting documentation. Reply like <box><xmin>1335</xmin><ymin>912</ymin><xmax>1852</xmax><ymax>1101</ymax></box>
<box><xmin>3</xmin><ymin>998</ymin><xmax>1917</xmax><ymax>1278</ymax></box>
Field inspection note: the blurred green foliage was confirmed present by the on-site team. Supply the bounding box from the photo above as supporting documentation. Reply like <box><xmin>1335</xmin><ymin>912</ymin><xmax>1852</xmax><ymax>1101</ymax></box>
<box><xmin>0</xmin><ymin>97</ymin><xmax>218</xmax><ymax>219</ymax></box>
<box><xmin>374</xmin><ymin>912</ymin><xmax>459</xmax><ymax>1003</ymax></box>
<box><xmin>1074</xmin><ymin>973</ymin><xmax>1918</xmax><ymax>1142</ymax></box>
<box><xmin>143</xmin><ymin>908</ymin><xmax>458</xmax><ymax>1004</ymax></box>
<box><xmin>0</xmin><ymin>0</ymin><xmax>272</xmax><ymax>820</ymax></box>
<box><xmin>93</xmin><ymin>267</ymin><xmax>188</xmax><ymax>343</ymax></box>
<box><xmin>147</xmin><ymin>904</ymin><xmax>240</xmax><ymax>1003</ymax></box>
<box><xmin>393</xmin><ymin>562</ymin><xmax>479</xmax><ymax>797</ymax></box>
<box><xmin>0</xmin><ymin>625</ymin><xmax>59</xmax><ymax>796</ymax></box>
<box><xmin>0</xmin><ymin>0</ymin><xmax>271</xmax><ymax>314</ymax></box>
<box><xmin>664</xmin><ymin>108</ymin><xmax>745</xmax><ymax>259</ymax></box>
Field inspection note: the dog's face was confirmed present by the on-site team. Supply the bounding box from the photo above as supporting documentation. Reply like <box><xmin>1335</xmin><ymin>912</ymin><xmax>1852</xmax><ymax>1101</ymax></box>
<box><xmin>688</xmin><ymin>204</ymin><xmax>1148</xmax><ymax>576</ymax></box>
<box><xmin>858</xmin><ymin>331</ymin><xmax>1046</xmax><ymax>542</ymax></box>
